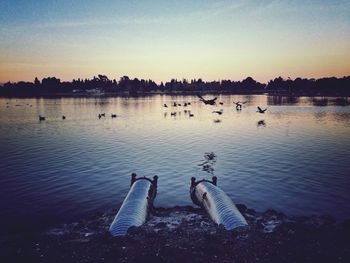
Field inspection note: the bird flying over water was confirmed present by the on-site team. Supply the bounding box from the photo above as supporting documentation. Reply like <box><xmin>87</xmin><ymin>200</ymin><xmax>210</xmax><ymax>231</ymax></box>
<box><xmin>233</xmin><ymin>101</ymin><xmax>247</xmax><ymax>110</ymax></box>
<box><xmin>233</xmin><ymin>101</ymin><xmax>247</xmax><ymax>106</ymax></box>
<box><xmin>257</xmin><ymin>106</ymin><xmax>267</xmax><ymax>113</ymax></box>
<box><xmin>197</xmin><ymin>94</ymin><xmax>217</xmax><ymax>105</ymax></box>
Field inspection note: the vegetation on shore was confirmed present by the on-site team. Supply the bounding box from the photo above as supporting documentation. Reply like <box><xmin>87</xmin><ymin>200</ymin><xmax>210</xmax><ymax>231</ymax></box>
<box><xmin>1</xmin><ymin>75</ymin><xmax>349</xmax><ymax>97</ymax></box>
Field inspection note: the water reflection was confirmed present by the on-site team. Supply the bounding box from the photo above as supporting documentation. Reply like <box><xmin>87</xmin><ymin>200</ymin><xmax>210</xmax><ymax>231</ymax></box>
<box><xmin>332</xmin><ymin>112</ymin><xmax>350</xmax><ymax>124</ymax></box>
<box><xmin>266</xmin><ymin>96</ymin><xmax>350</xmax><ymax>107</ymax></box>
<box><xmin>312</xmin><ymin>97</ymin><xmax>328</xmax><ymax>106</ymax></box>
<box><xmin>268</xmin><ymin>96</ymin><xmax>300</xmax><ymax>105</ymax></box>
<box><xmin>334</xmin><ymin>97</ymin><xmax>349</xmax><ymax>106</ymax></box>
<box><xmin>0</xmin><ymin>95</ymin><xmax>350</xmax><ymax>233</ymax></box>
<box><xmin>314</xmin><ymin>111</ymin><xmax>328</xmax><ymax>123</ymax></box>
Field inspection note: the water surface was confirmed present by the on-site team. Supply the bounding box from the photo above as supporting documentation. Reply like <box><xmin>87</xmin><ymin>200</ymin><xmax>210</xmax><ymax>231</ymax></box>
<box><xmin>0</xmin><ymin>95</ymin><xmax>349</xmax><ymax>232</ymax></box>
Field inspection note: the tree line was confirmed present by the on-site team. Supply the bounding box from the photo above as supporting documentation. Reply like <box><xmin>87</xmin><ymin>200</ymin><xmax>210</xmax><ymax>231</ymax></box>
<box><xmin>0</xmin><ymin>75</ymin><xmax>349</xmax><ymax>96</ymax></box>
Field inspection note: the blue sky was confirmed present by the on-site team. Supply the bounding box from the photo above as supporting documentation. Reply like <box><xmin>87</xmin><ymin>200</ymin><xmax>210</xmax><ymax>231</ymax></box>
<box><xmin>1</xmin><ymin>0</ymin><xmax>349</xmax><ymax>83</ymax></box>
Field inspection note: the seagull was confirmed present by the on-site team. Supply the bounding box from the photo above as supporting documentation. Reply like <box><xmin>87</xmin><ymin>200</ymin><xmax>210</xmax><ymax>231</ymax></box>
<box><xmin>164</xmin><ymin>104</ymin><xmax>168</xmax><ymax>108</ymax></box>
<box><xmin>39</xmin><ymin>115</ymin><xmax>45</xmax><ymax>121</ymax></box>
<box><xmin>189</xmin><ymin>113</ymin><xmax>194</xmax><ymax>117</ymax></box>
<box><xmin>197</xmin><ymin>94</ymin><xmax>217</xmax><ymax>105</ymax></box>
<box><xmin>170</xmin><ymin>112</ymin><xmax>177</xmax><ymax>116</ymax></box>
<box><xmin>111</xmin><ymin>114</ymin><xmax>117</xmax><ymax>118</ymax></box>
<box><xmin>101</xmin><ymin>113</ymin><xmax>105</xmax><ymax>117</ymax></box>
<box><xmin>62</xmin><ymin>115</ymin><xmax>66</xmax><ymax>120</ymax></box>
<box><xmin>219</xmin><ymin>102</ymin><xmax>224</xmax><ymax>105</ymax></box>
<box><xmin>257</xmin><ymin>106</ymin><xmax>267</xmax><ymax>113</ymax></box>
<box><xmin>173</xmin><ymin>102</ymin><xmax>177</xmax><ymax>107</ymax></box>
<box><xmin>212</xmin><ymin>109</ymin><xmax>223</xmax><ymax>115</ymax></box>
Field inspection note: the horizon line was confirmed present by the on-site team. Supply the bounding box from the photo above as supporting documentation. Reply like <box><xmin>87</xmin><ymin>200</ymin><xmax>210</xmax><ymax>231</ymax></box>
<box><xmin>1</xmin><ymin>74</ymin><xmax>350</xmax><ymax>86</ymax></box>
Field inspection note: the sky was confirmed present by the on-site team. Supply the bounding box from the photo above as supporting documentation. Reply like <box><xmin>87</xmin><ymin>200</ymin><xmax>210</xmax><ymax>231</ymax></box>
<box><xmin>0</xmin><ymin>0</ymin><xmax>350</xmax><ymax>83</ymax></box>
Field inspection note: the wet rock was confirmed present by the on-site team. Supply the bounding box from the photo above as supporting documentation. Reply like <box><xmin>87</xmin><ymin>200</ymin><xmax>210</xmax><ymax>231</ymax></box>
<box><xmin>236</xmin><ymin>203</ymin><xmax>247</xmax><ymax>213</ymax></box>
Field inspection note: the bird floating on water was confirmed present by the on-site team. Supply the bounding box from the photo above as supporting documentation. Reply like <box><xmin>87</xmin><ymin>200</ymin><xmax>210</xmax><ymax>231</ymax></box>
<box><xmin>257</xmin><ymin>120</ymin><xmax>266</xmax><ymax>126</ymax></box>
<box><xmin>212</xmin><ymin>109</ymin><xmax>223</xmax><ymax>115</ymax></box>
<box><xmin>39</xmin><ymin>115</ymin><xmax>45</xmax><ymax>121</ymax></box>
<box><xmin>164</xmin><ymin>104</ymin><xmax>168</xmax><ymax>108</ymax></box>
<box><xmin>62</xmin><ymin>115</ymin><xmax>66</xmax><ymax>120</ymax></box>
<box><xmin>111</xmin><ymin>114</ymin><xmax>117</xmax><ymax>118</ymax></box>
<box><xmin>98</xmin><ymin>113</ymin><xmax>106</xmax><ymax>119</ymax></box>
<box><xmin>257</xmin><ymin>106</ymin><xmax>267</xmax><ymax>113</ymax></box>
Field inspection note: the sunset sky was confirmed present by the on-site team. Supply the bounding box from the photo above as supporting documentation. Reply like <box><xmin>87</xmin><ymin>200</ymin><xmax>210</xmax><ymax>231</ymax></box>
<box><xmin>0</xmin><ymin>0</ymin><xmax>349</xmax><ymax>83</ymax></box>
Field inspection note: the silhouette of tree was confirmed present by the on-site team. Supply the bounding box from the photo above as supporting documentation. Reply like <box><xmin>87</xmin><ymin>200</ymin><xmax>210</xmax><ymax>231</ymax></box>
<box><xmin>34</xmin><ymin>77</ymin><xmax>40</xmax><ymax>86</ymax></box>
<box><xmin>0</xmin><ymin>74</ymin><xmax>349</xmax><ymax>97</ymax></box>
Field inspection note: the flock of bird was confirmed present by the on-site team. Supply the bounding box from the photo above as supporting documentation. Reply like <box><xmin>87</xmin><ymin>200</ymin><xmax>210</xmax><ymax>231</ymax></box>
<box><xmin>197</xmin><ymin>95</ymin><xmax>267</xmax><ymax>113</ymax></box>
<box><xmin>164</xmin><ymin>94</ymin><xmax>267</xmax><ymax>118</ymax></box>
<box><xmin>35</xmin><ymin>95</ymin><xmax>267</xmax><ymax>121</ymax></box>
<box><xmin>164</xmin><ymin>101</ymin><xmax>192</xmax><ymax>108</ymax></box>
<box><xmin>38</xmin><ymin>113</ymin><xmax>118</xmax><ymax>121</ymax></box>
<box><xmin>98</xmin><ymin>113</ymin><xmax>117</xmax><ymax>119</ymax></box>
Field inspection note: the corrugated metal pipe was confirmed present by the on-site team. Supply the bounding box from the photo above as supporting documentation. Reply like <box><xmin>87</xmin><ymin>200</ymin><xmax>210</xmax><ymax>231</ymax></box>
<box><xmin>190</xmin><ymin>176</ymin><xmax>247</xmax><ymax>230</ymax></box>
<box><xmin>109</xmin><ymin>173</ymin><xmax>158</xmax><ymax>236</ymax></box>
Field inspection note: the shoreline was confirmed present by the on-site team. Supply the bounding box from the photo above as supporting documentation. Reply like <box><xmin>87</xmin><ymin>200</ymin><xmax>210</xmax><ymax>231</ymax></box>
<box><xmin>1</xmin><ymin>205</ymin><xmax>349</xmax><ymax>263</ymax></box>
<box><xmin>1</xmin><ymin>91</ymin><xmax>350</xmax><ymax>98</ymax></box>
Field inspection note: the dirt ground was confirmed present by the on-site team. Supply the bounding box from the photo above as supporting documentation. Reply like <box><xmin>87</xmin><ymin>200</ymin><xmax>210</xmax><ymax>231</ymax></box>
<box><xmin>1</xmin><ymin>205</ymin><xmax>350</xmax><ymax>263</ymax></box>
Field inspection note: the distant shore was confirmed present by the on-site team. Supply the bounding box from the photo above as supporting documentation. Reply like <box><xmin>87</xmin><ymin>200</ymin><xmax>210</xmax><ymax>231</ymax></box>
<box><xmin>1</xmin><ymin>205</ymin><xmax>349</xmax><ymax>263</ymax></box>
<box><xmin>1</xmin><ymin>90</ymin><xmax>350</xmax><ymax>98</ymax></box>
<box><xmin>1</xmin><ymin>75</ymin><xmax>349</xmax><ymax>98</ymax></box>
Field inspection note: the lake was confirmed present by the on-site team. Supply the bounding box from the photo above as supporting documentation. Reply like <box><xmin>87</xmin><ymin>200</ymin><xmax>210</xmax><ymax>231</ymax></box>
<box><xmin>0</xmin><ymin>95</ymin><xmax>349</xmax><ymax>233</ymax></box>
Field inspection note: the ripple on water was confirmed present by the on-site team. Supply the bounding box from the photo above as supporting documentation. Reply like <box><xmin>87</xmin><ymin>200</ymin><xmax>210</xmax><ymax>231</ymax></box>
<box><xmin>0</xmin><ymin>95</ymin><xmax>350</xmax><ymax>232</ymax></box>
